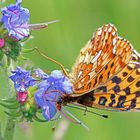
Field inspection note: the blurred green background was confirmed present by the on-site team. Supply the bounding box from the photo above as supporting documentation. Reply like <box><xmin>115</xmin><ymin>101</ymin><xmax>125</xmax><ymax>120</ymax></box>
<box><xmin>1</xmin><ymin>0</ymin><xmax>140</xmax><ymax>140</ymax></box>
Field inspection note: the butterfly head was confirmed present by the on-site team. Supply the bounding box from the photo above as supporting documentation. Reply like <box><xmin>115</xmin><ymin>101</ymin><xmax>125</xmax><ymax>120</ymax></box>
<box><xmin>56</xmin><ymin>96</ymin><xmax>63</xmax><ymax>111</ymax></box>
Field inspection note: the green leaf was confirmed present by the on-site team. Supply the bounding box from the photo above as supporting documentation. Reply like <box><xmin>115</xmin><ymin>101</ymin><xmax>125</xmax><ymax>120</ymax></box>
<box><xmin>4</xmin><ymin>111</ymin><xmax>22</xmax><ymax>118</ymax></box>
<box><xmin>0</xmin><ymin>102</ymin><xmax>20</xmax><ymax>109</ymax></box>
<box><xmin>0</xmin><ymin>97</ymin><xmax>17</xmax><ymax>103</ymax></box>
<box><xmin>5</xmin><ymin>40</ymin><xmax>22</xmax><ymax>60</ymax></box>
<box><xmin>33</xmin><ymin>115</ymin><xmax>47</xmax><ymax>122</ymax></box>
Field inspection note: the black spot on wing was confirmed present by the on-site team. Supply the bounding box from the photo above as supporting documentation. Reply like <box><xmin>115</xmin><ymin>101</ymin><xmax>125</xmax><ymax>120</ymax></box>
<box><xmin>127</xmin><ymin>76</ymin><xmax>135</xmax><ymax>83</ymax></box>
<box><xmin>116</xmin><ymin>96</ymin><xmax>126</xmax><ymax>108</ymax></box>
<box><xmin>97</xmin><ymin>86</ymin><xmax>107</xmax><ymax>92</ymax></box>
<box><xmin>135</xmin><ymin>91</ymin><xmax>140</xmax><ymax>97</ymax></box>
<box><xmin>129</xmin><ymin>99</ymin><xmax>136</xmax><ymax>109</ymax></box>
<box><xmin>98</xmin><ymin>96</ymin><xmax>107</xmax><ymax>105</ymax></box>
<box><xmin>113</xmin><ymin>85</ymin><xmax>121</xmax><ymax>93</ymax></box>
<box><xmin>122</xmin><ymin>72</ymin><xmax>128</xmax><ymax>77</ymax></box>
<box><xmin>93</xmin><ymin>77</ymin><xmax>97</xmax><ymax>87</ymax></box>
<box><xmin>131</xmin><ymin>55</ymin><xmax>137</xmax><ymax>61</ymax></box>
<box><xmin>87</xmin><ymin>82</ymin><xmax>92</xmax><ymax>89</ymax></box>
<box><xmin>107</xmin><ymin>71</ymin><xmax>110</xmax><ymax>77</ymax></box>
<box><xmin>112</xmin><ymin>76</ymin><xmax>121</xmax><ymax>84</ymax></box>
<box><xmin>110</xmin><ymin>62</ymin><xmax>114</xmax><ymax>68</ymax></box>
<box><xmin>108</xmin><ymin>94</ymin><xmax>116</xmax><ymax>107</ymax></box>
<box><xmin>99</xmin><ymin>75</ymin><xmax>103</xmax><ymax>80</ymax></box>
<box><xmin>123</xmin><ymin>87</ymin><xmax>131</xmax><ymax>95</ymax></box>
<box><xmin>136</xmin><ymin>70</ymin><xmax>140</xmax><ymax>75</ymax></box>
<box><xmin>136</xmin><ymin>81</ymin><xmax>140</xmax><ymax>87</ymax></box>
<box><xmin>127</xmin><ymin>65</ymin><xmax>133</xmax><ymax>70</ymax></box>
<box><xmin>105</xmin><ymin>65</ymin><xmax>108</xmax><ymax>70</ymax></box>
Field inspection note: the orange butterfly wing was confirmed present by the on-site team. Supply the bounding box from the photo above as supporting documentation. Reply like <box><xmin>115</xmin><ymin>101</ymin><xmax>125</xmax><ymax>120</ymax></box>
<box><xmin>68</xmin><ymin>24</ymin><xmax>140</xmax><ymax>111</ymax></box>
<box><xmin>71</xmin><ymin>24</ymin><xmax>133</xmax><ymax>96</ymax></box>
<box><xmin>76</xmin><ymin>51</ymin><xmax>140</xmax><ymax>111</ymax></box>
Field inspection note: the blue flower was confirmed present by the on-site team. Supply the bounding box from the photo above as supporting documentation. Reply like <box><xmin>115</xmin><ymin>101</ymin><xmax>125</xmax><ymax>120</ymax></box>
<box><xmin>34</xmin><ymin>70</ymin><xmax>73</xmax><ymax>121</ymax></box>
<box><xmin>1</xmin><ymin>0</ymin><xmax>30</xmax><ymax>40</ymax></box>
<box><xmin>10</xmin><ymin>67</ymin><xmax>36</xmax><ymax>92</ymax></box>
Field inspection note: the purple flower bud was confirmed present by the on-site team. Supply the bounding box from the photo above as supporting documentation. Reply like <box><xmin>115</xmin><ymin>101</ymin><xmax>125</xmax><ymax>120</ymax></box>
<box><xmin>34</xmin><ymin>70</ymin><xmax>73</xmax><ymax>121</ymax></box>
<box><xmin>10</xmin><ymin>67</ymin><xmax>36</xmax><ymax>92</ymax></box>
<box><xmin>34</xmin><ymin>68</ymin><xmax>49</xmax><ymax>80</ymax></box>
<box><xmin>1</xmin><ymin>0</ymin><xmax>30</xmax><ymax>40</ymax></box>
<box><xmin>16</xmin><ymin>0</ymin><xmax>22</xmax><ymax>5</ymax></box>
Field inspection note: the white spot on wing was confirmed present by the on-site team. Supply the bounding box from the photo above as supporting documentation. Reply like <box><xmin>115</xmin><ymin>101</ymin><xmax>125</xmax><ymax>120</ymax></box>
<box><xmin>91</xmin><ymin>50</ymin><xmax>102</xmax><ymax>63</ymax></box>
<box><xmin>113</xmin><ymin>38</ymin><xmax>117</xmax><ymax>46</ymax></box>
<box><xmin>84</xmin><ymin>52</ymin><xmax>90</xmax><ymax>63</ymax></box>
<box><xmin>98</xmin><ymin>29</ymin><xmax>102</xmax><ymax>36</ymax></box>
<box><xmin>109</xmin><ymin>23</ymin><xmax>114</xmax><ymax>27</ymax></box>
<box><xmin>78</xmin><ymin>70</ymin><xmax>83</xmax><ymax>78</ymax></box>
<box><xmin>112</xmin><ymin>31</ymin><xmax>116</xmax><ymax>36</ymax></box>
<box><xmin>113</xmin><ymin>45</ymin><xmax>117</xmax><ymax>54</ymax></box>
<box><xmin>108</xmin><ymin>26</ymin><xmax>112</xmax><ymax>32</ymax></box>
<box><xmin>112</xmin><ymin>38</ymin><xmax>117</xmax><ymax>54</ymax></box>
<box><xmin>133</xmin><ymin>50</ymin><xmax>140</xmax><ymax>57</ymax></box>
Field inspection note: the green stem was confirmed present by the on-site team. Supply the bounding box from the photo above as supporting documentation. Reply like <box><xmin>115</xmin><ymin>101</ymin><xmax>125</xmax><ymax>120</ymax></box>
<box><xmin>0</xmin><ymin>122</ymin><xmax>2</xmax><ymax>140</ymax></box>
<box><xmin>3</xmin><ymin>117</ymin><xmax>15</xmax><ymax>140</ymax></box>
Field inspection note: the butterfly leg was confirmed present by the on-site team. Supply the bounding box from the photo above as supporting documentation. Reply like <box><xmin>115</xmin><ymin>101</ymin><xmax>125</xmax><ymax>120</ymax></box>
<box><xmin>61</xmin><ymin>108</ymin><xmax>89</xmax><ymax>130</ymax></box>
<box><xmin>51</xmin><ymin>113</ymin><xmax>61</xmax><ymax>131</ymax></box>
<box><xmin>22</xmin><ymin>47</ymin><xmax>69</xmax><ymax>77</ymax></box>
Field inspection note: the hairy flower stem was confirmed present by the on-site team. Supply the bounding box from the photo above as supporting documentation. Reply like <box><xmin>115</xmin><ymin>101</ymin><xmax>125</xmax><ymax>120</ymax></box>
<box><xmin>3</xmin><ymin>117</ymin><xmax>15</xmax><ymax>140</ymax></box>
<box><xmin>1</xmin><ymin>58</ymin><xmax>16</xmax><ymax>140</ymax></box>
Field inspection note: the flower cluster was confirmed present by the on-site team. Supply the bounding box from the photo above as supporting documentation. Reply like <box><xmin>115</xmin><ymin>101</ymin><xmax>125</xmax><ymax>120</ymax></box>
<box><xmin>0</xmin><ymin>0</ymin><xmax>58</xmax><ymax>61</ymax></box>
<box><xmin>10</xmin><ymin>67</ymin><xmax>36</xmax><ymax>92</ymax></box>
<box><xmin>10</xmin><ymin>67</ymin><xmax>73</xmax><ymax>121</ymax></box>
<box><xmin>1</xmin><ymin>0</ymin><xmax>30</xmax><ymax>40</ymax></box>
<box><xmin>10</xmin><ymin>67</ymin><xmax>36</xmax><ymax>104</ymax></box>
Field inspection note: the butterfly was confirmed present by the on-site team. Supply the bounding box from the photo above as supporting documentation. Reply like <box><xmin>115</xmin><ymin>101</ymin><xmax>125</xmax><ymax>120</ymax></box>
<box><xmin>56</xmin><ymin>23</ymin><xmax>140</xmax><ymax>112</ymax></box>
<box><xmin>35</xmin><ymin>23</ymin><xmax>140</xmax><ymax>126</ymax></box>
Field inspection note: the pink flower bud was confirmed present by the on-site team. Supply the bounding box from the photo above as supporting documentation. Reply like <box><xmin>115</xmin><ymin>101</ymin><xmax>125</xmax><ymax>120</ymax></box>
<box><xmin>0</xmin><ymin>38</ymin><xmax>4</xmax><ymax>48</ymax></box>
<box><xmin>17</xmin><ymin>91</ymin><xmax>28</xmax><ymax>104</ymax></box>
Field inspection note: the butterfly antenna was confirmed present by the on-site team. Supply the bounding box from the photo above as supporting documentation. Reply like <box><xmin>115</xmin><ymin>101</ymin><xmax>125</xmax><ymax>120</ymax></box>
<box><xmin>66</xmin><ymin>104</ymin><xmax>108</xmax><ymax>118</ymax></box>
<box><xmin>32</xmin><ymin>47</ymin><xmax>69</xmax><ymax>77</ymax></box>
<box><xmin>61</xmin><ymin>108</ymin><xmax>89</xmax><ymax>131</ymax></box>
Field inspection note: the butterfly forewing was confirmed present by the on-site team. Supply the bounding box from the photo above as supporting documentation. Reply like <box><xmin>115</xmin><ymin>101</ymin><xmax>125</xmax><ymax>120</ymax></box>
<box><xmin>71</xmin><ymin>24</ymin><xmax>133</xmax><ymax>96</ymax></box>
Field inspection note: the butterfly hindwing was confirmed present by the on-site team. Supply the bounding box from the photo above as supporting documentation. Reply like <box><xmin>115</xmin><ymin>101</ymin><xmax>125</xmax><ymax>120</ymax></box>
<box><xmin>76</xmin><ymin>54</ymin><xmax>140</xmax><ymax>111</ymax></box>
